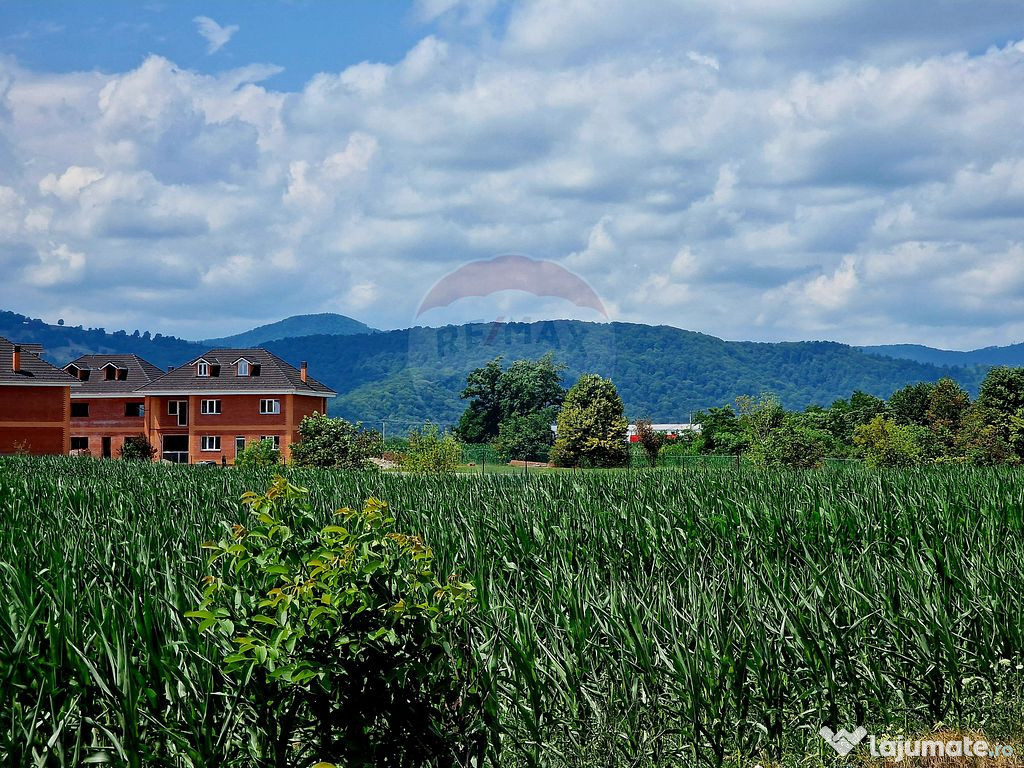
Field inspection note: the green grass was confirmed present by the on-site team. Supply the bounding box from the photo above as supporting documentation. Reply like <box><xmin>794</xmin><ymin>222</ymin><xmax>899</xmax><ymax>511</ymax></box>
<box><xmin>2</xmin><ymin>457</ymin><xmax>1024</xmax><ymax>766</ymax></box>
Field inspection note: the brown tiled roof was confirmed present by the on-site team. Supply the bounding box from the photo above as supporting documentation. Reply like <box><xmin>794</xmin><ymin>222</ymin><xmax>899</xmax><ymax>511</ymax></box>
<box><xmin>137</xmin><ymin>348</ymin><xmax>335</xmax><ymax>396</ymax></box>
<box><xmin>0</xmin><ymin>337</ymin><xmax>79</xmax><ymax>386</ymax></box>
<box><xmin>65</xmin><ymin>354</ymin><xmax>164</xmax><ymax>394</ymax></box>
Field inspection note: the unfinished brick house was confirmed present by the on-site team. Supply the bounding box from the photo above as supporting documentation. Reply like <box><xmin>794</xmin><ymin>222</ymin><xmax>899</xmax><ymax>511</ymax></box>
<box><xmin>65</xmin><ymin>354</ymin><xmax>165</xmax><ymax>458</ymax></box>
<box><xmin>0</xmin><ymin>336</ymin><xmax>78</xmax><ymax>455</ymax></box>
<box><xmin>137</xmin><ymin>348</ymin><xmax>335</xmax><ymax>464</ymax></box>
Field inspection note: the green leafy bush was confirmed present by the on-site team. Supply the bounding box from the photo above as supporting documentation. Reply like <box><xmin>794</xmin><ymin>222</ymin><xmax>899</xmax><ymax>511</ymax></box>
<box><xmin>190</xmin><ymin>476</ymin><xmax>484</xmax><ymax>766</ymax></box>
<box><xmin>119</xmin><ymin>434</ymin><xmax>156</xmax><ymax>462</ymax></box>
<box><xmin>290</xmin><ymin>412</ymin><xmax>375</xmax><ymax>469</ymax></box>
<box><xmin>853</xmin><ymin>415</ymin><xmax>928</xmax><ymax>467</ymax></box>
<box><xmin>493</xmin><ymin>411</ymin><xmax>555</xmax><ymax>463</ymax></box>
<box><xmin>233</xmin><ymin>438</ymin><xmax>280</xmax><ymax>468</ymax></box>
<box><xmin>401</xmin><ymin>424</ymin><xmax>462</xmax><ymax>473</ymax></box>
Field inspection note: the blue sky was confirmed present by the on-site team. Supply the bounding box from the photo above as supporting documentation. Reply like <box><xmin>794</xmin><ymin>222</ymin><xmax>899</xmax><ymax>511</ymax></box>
<box><xmin>2</xmin><ymin>2</ymin><xmax>429</xmax><ymax>90</ymax></box>
<box><xmin>0</xmin><ymin>1</ymin><xmax>1023</xmax><ymax>348</ymax></box>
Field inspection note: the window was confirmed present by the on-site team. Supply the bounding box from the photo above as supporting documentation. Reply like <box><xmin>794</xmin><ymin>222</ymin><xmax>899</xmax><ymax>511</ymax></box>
<box><xmin>168</xmin><ymin>400</ymin><xmax>188</xmax><ymax>426</ymax></box>
<box><xmin>71</xmin><ymin>437</ymin><xmax>88</xmax><ymax>451</ymax></box>
<box><xmin>259</xmin><ymin>399</ymin><xmax>281</xmax><ymax>415</ymax></box>
<box><xmin>197</xmin><ymin>361</ymin><xmax>209</xmax><ymax>377</ymax></box>
<box><xmin>105</xmin><ymin>366</ymin><xmax>116</xmax><ymax>381</ymax></box>
<box><xmin>125</xmin><ymin>402</ymin><xmax>144</xmax><ymax>417</ymax></box>
<box><xmin>260</xmin><ymin>435</ymin><xmax>281</xmax><ymax>449</ymax></box>
<box><xmin>201</xmin><ymin>435</ymin><xmax>221</xmax><ymax>451</ymax></box>
<box><xmin>71</xmin><ymin>402</ymin><xmax>89</xmax><ymax>418</ymax></box>
<box><xmin>237</xmin><ymin>359</ymin><xmax>250</xmax><ymax>376</ymax></box>
<box><xmin>200</xmin><ymin>399</ymin><xmax>222</xmax><ymax>415</ymax></box>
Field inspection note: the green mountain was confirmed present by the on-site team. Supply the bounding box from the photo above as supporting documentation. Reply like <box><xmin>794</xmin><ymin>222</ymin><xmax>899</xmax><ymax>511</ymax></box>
<box><xmin>0</xmin><ymin>310</ymin><xmax>992</xmax><ymax>426</ymax></box>
<box><xmin>203</xmin><ymin>313</ymin><xmax>376</xmax><ymax>348</ymax></box>
<box><xmin>861</xmin><ymin>343</ymin><xmax>1024</xmax><ymax>368</ymax></box>
<box><xmin>259</xmin><ymin>321</ymin><xmax>987</xmax><ymax>426</ymax></box>
<box><xmin>0</xmin><ymin>310</ymin><xmax>204</xmax><ymax>370</ymax></box>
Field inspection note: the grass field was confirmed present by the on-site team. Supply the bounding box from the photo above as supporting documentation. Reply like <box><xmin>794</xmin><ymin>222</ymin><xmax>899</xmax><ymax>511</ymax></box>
<box><xmin>3</xmin><ymin>457</ymin><xmax>1024</xmax><ymax>766</ymax></box>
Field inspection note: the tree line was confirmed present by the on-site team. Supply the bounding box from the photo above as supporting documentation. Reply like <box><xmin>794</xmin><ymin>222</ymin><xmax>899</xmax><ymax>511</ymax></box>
<box><xmin>455</xmin><ymin>355</ymin><xmax>1024</xmax><ymax>469</ymax></box>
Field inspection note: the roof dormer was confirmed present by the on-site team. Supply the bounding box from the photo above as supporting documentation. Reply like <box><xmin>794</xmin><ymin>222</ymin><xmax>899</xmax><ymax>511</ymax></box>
<box><xmin>101</xmin><ymin>362</ymin><xmax>128</xmax><ymax>381</ymax></box>
<box><xmin>64</xmin><ymin>363</ymin><xmax>91</xmax><ymax>381</ymax></box>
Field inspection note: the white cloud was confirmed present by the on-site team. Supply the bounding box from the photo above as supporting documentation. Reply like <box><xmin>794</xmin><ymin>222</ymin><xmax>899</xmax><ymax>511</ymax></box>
<box><xmin>1</xmin><ymin>6</ymin><xmax>1023</xmax><ymax>347</ymax></box>
<box><xmin>193</xmin><ymin>16</ymin><xmax>239</xmax><ymax>55</ymax></box>
<box><xmin>25</xmin><ymin>243</ymin><xmax>85</xmax><ymax>287</ymax></box>
<box><xmin>39</xmin><ymin>166</ymin><xmax>104</xmax><ymax>201</ymax></box>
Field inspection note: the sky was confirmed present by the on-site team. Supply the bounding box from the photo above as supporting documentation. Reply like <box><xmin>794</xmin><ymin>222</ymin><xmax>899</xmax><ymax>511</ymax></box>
<box><xmin>0</xmin><ymin>0</ymin><xmax>1023</xmax><ymax>348</ymax></box>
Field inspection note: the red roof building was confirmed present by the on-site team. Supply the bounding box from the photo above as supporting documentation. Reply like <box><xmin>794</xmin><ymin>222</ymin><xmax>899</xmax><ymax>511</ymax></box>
<box><xmin>136</xmin><ymin>348</ymin><xmax>335</xmax><ymax>464</ymax></box>
<box><xmin>0</xmin><ymin>337</ymin><xmax>78</xmax><ymax>455</ymax></box>
<box><xmin>65</xmin><ymin>354</ymin><xmax>164</xmax><ymax>458</ymax></box>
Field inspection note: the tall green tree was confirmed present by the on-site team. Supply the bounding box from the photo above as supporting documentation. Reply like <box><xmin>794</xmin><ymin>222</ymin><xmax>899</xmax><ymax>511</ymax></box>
<box><xmin>455</xmin><ymin>358</ymin><xmax>504</xmax><ymax>444</ymax></box>
<box><xmin>498</xmin><ymin>353</ymin><xmax>565</xmax><ymax>421</ymax></box>
<box><xmin>887</xmin><ymin>382</ymin><xmax>935</xmax><ymax>426</ymax></box>
<box><xmin>926</xmin><ymin>377</ymin><xmax>970</xmax><ymax>452</ymax></box>
<box><xmin>455</xmin><ymin>354</ymin><xmax>565</xmax><ymax>444</ymax></box>
<box><xmin>550</xmin><ymin>374</ymin><xmax>629</xmax><ymax>468</ymax></box>
<box><xmin>976</xmin><ymin>367</ymin><xmax>1024</xmax><ymax>449</ymax></box>
<box><xmin>693</xmin><ymin>406</ymin><xmax>746</xmax><ymax>455</ymax></box>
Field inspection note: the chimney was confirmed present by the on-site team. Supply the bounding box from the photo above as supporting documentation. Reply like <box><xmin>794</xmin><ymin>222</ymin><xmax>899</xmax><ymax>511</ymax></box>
<box><xmin>11</xmin><ymin>345</ymin><xmax>20</xmax><ymax>373</ymax></box>
<box><xmin>300</xmin><ymin>361</ymin><xmax>308</xmax><ymax>383</ymax></box>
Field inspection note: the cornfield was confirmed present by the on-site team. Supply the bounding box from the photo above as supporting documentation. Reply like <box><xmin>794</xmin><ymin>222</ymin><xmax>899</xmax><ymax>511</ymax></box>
<box><xmin>3</xmin><ymin>456</ymin><xmax>1024</xmax><ymax>766</ymax></box>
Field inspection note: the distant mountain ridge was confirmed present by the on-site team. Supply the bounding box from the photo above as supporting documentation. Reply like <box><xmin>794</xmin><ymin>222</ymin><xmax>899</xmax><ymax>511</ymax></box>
<box><xmin>0</xmin><ymin>308</ymin><xmax>1005</xmax><ymax>425</ymax></box>
<box><xmin>202</xmin><ymin>313</ymin><xmax>377</xmax><ymax>348</ymax></box>
<box><xmin>860</xmin><ymin>343</ymin><xmax>1024</xmax><ymax>368</ymax></box>
<box><xmin>261</xmin><ymin>321</ymin><xmax>988</xmax><ymax>425</ymax></box>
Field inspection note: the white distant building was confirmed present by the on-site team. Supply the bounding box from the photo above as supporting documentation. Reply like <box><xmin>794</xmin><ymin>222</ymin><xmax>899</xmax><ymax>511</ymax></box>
<box><xmin>626</xmin><ymin>423</ymin><xmax>700</xmax><ymax>442</ymax></box>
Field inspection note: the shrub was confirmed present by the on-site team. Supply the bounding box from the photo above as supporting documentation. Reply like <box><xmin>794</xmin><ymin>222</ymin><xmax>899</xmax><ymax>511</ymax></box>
<box><xmin>758</xmin><ymin>420</ymin><xmax>829</xmax><ymax>469</ymax></box>
<box><xmin>402</xmin><ymin>424</ymin><xmax>462</xmax><ymax>473</ymax></box>
<box><xmin>119</xmin><ymin>435</ymin><xmax>156</xmax><ymax>462</ymax></box>
<box><xmin>634</xmin><ymin>419</ymin><xmax>665</xmax><ymax>468</ymax></box>
<box><xmin>290</xmin><ymin>413</ymin><xmax>374</xmax><ymax>469</ymax></box>
<box><xmin>853</xmin><ymin>415</ymin><xmax>927</xmax><ymax>468</ymax></box>
<box><xmin>493</xmin><ymin>411</ymin><xmax>555</xmax><ymax>463</ymax></box>
<box><xmin>658</xmin><ymin>440</ymin><xmax>701</xmax><ymax>466</ymax></box>
<box><xmin>233</xmin><ymin>438</ymin><xmax>280</xmax><ymax>468</ymax></box>
<box><xmin>190</xmin><ymin>476</ymin><xmax>484</xmax><ymax>766</ymax></box>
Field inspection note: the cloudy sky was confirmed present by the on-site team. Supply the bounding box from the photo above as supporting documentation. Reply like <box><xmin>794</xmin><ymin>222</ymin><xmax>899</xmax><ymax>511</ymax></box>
<box><xmin>0</xmin><ymin>1</ymin><xmax>1023</xmax><ymax>348</ymax></box>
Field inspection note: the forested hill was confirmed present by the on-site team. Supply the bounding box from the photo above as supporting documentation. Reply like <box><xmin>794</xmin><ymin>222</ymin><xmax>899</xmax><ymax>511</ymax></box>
<box><xmin>860</xmin><ymin>342</ymin><xmax>1024</xmax><ymax>368</ymax></box>
<box><xmin>0</xmin><ymin>310</ymin><xmax>986</xmax><ymax>424</ymax></box>
<box><xmin>260</xmin><ymin>321</ymin><xmax>985</xmax><ymax>425</ymax></box>
<box><xmin>203</xmin><ymin>313</ymin><xmax>376</xmax><ymax>348</ymax></box>
<box><xmin>0</xmin><ymin>311</ymin><xmax>204</xmax><ymax>370</ymax></box>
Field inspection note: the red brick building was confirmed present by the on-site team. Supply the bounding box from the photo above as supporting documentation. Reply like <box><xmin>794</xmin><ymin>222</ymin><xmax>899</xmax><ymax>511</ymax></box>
<box><xmin>65</xmin><ymin>354</ymin><xmax>164</xmax><ymax>458</ymax></box>
<box><xmin>137</xmin><ymin>348</ymin><xmax>335</xmax><ymax>464</ymax></box>
<box><xmin>0</xmin><ymin>336</ymin><xmax>78</xmax><ymax>455</ymax></box>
